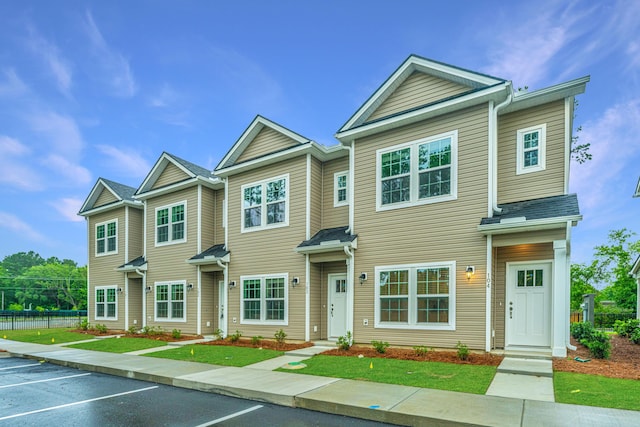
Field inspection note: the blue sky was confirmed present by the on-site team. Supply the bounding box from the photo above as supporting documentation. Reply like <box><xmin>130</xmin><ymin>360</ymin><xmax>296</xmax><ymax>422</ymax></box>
<box><xmin>0</xmin><ymin>0</ymin><xmax>638</xmax><ymax>267</ymax></box>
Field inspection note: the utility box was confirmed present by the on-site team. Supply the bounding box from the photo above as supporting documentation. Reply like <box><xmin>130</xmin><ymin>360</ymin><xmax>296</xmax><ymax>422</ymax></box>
<box><xmin>582</xmin><ymin>293</ymin><xmax>596</xmax><ymax>325</ymax></box>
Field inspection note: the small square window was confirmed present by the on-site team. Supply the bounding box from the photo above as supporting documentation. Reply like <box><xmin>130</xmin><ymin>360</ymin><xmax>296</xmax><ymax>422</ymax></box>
<box><xmin>334</xmin><ymin>171</ymin><xmax>349</xmax><ymax>207</ymax></box>
<box><xmin>516</xmin><ymin>124</ymin><xmax>546</xmax><ymax>175</ymax></box>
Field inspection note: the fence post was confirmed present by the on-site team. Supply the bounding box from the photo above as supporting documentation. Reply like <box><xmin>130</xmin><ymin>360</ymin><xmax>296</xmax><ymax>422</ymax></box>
<box><xmin>47</xmin><ymin>311</ymin><xmax>50</xmax><ymax>329</ymax></box>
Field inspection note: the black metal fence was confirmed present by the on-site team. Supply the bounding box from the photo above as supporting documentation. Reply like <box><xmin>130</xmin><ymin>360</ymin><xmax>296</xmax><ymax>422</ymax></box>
<box><xmin>0</xmin><ymin>310</ymin><xmax>87</xmax><ymax>331</ymax></box>
<box><xmin>570</xmin><ymin>311</ymin><xmax>638</xmax><ymax>329</ymax></box>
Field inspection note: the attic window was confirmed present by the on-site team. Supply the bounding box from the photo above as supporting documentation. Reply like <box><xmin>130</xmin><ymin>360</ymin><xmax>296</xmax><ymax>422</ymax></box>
<box><xmin>516</xmin><ymin>124</ymin><xmax>546</xmax><ymax>175</ymax></box>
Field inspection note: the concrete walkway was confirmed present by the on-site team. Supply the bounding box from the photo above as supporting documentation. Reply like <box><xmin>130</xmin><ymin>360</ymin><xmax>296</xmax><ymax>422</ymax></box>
<box><xmin>1</xmin><ymin>338</ymin><xmax>637</xmax><ymax>426</ymax></box>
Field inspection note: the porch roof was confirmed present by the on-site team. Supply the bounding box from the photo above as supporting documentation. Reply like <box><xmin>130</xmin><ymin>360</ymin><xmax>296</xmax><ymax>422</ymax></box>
<box><xmin>187</xmin><ymin>244</ymin><xmax>230</xmax><ymax>265</ymax></box>
<box><xmin>116</xmin><ymin>256</ymin><xmax>147</xmax><ymax>272</ymax></box>
<box><xmin>295</xmin><ymin>226</ymin><xmax>357</xmax><ymax>254</ymax></box>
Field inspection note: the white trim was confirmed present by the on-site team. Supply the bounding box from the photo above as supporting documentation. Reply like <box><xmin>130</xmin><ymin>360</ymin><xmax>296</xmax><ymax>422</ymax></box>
<box><xmin>95</xmin><ymin>218</ymin><xmax>118</xmax><ymax>257</ymax></box>
<box><xmin>478</xmin><ymin>215</ymin><xmax>582</xmax><ymax>234</ymax></box>
<box><xmin>327</xmin><ymin>273</ymin><xmax>348</xmax><ymax>338</ymax></box>
<box><xmin>333</xmin><ymin>170</ymin><xmax>349</xmax><ymax>207</ymax></box>
<box><xmin>240</xmin><ymin>174</ymin><xmax>290</xmax><ymax>233</ymax></box>
<box><xmin>197</xmin><ymin>266</ymin><xmax>202</xmax><ymax>335</ymax></box>
<box><xmin>197</xmin><ymin>185</ymin><xmax>202</xmax><ymax>253</ymax></box>
<box><xmin>564</xmin><ymin>98</ymin><xmax>571</xmax><ymax>193</ymax></box>
<box><xmin>306</xmin><ymin>154</ymin><xmax>311</xmax><ymax>239</ymax></box>
<box><xmin>376</xmin><ymin>130</ymin><xmax>458</xmax><ymax>211</ymax></box>
<box><xmin>516</xmin><ymin>124</ymin><xmax>546</xmax><ymax>175</ymax></box>
<box><xmin>95</xmin><ymin>285</ymin><xmax>118</xmax><ymax>321</ymax></box>
<box><xmin>305</xmin><ymin>254</ymin><xmax>310</xmax><ymax>341</ymax></box>
<box><xmin>240</xmin><ymin>273</ymin><xmax>289</xmax><ymax>326</ymax></box>
<box><xmin>154</xmin><ymin>200</ymin><xmax>187</xmax><ymax>246</ymax></box>
<box><xmin>374</xmin><ymin>261</ymin><xmax>456</xmax><ymax>331</ymax></box>
<box><xmin>485</xmin><ymin>235</ymin><xmax>492</xmax><ymax>352</ymax></box>
<box><xmin>154</xmin><ymin>280</ymin><xmax>187</xmax><ymax>322</ymax></box>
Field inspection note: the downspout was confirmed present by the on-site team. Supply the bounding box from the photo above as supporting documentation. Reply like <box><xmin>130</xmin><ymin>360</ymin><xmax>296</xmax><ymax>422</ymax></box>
<box><xmin>344</xmin><ymin>246</ymin><xmax>354</xmax><ymax>339</ymax></box>
<box><xmin>346</xmin><ymin>141</ymin><xmax>355</xmax><ymax>234</ymax></box>
<box><xmin>136</xmin><ymin>268</ymin><xmax>146</xmax><ymax>328</ymax></box>
<box><xmin>216</xmin><ymin>258</ymin><xmax>228</xmax><ymax>338</ymax></box>
<box><xmin>197</xmin><ymin>186</ymin><xmax>202</xmax><ymax>336</ymax></box>
<box><xmin>565</xmin><ymin>221</ymin><xmax>577</xmax><ymax>351</ymax></box>
<box><xmin>305</xmin><ymin>154</ymin><xmax>311</xmax><ymax>342</ymax></box>
<box><xmin>124</xmin><ymin>206</ymin><xmax>129</xmax><ymax>331</ymax></box>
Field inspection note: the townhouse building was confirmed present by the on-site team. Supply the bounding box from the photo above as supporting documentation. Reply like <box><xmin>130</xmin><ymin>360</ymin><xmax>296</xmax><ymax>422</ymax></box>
<box><xmin>79</xmin><ymin>55</ymin><xmax>588</xmax><ymax>357</ymax></box>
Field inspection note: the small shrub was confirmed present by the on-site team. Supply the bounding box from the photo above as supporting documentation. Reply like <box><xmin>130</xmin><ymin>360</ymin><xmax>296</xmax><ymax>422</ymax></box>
<box><xmin>337</xmin><ymin>331</ymin><xmax>352</xmax><ymax>351</ymax></box>
<box><xmin>371</xmin><ymin>340</ymin><xmax>389</xmax><ymax>354</ymax></box>
<box><xmin>8</xmin><ymin>303</ymin><xmax>23</xmax><ymax>311</ymax></box>
<box><xmin>94</xmin><ymin>324</ymin><xmax>108</xmax><ymax>333</ymax></box>
<box><xmin>580</xmin><ymin>330</ymin><xmax>611</xmax><ymax>359</ymax></box>
<box><xmin>77</xmin><ymin>319</ymin><xmax>90</xmax><ymax>331</ymax></box>
<box><xmin>614</xmin><ymin>319</ymin><xmax>640</xmax><ymax>338</ymax></box>
<box><xmin>630</xmin><ymin>328</ymin><xmax>640</xmax><ymax>345</ymax></box>
<box><xmin>127</xmin><ymin>325</ymin><xmax>138</xmax><ymax>335</ymax></box>
<box><xmin>570</xmin><ymin>322</ymin><xmax>595</xmax><ymax>341</ymax></box>
<box><xmin>274</xmin><ymin>329</ymin><xmax>287</xmax><ymax>345</ymax></box>
<box><xmin>141</xmin><ymin>325</ymin><xmax>163</xmax><ymax>336</ymax></box>
<box><xmin>213</xmin><ymin>328</ymin><xmax>224</xmax><ymax>340</ymax></box>
<box><xmin>413</xmin><ymin>345</ymin><xmax>429</xmax><ymax>356</ymax></box>
<box><xmin>171</xmin><ymin>329</ymin><xmax>182</xmax><ymax>339</ymax></box>
<box><xmin>229</xmin><ymin>330</ymin><xmax>242</xmax><ymax>343</ymax></box>
<box><xmin>456</xmin><ymin>341</ymin><xmax>469</xmax><ymax>361</ymax></box>
<box><xmin>251</xmin><ymin>335</ymin><xmax>263</xmax><ymax>346</ymax></box>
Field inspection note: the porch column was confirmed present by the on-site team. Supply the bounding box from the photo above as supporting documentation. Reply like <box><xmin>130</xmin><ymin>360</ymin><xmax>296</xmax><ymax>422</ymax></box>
<box><xmin>552</xmin><ymin>240</ymin><xmax>568</xmax><ymax>357</ymax></box>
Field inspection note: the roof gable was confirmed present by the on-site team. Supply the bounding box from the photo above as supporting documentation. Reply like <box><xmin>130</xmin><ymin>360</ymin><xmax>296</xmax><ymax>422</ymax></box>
<box><xmin>338</xmin><ymin>54</ymin><xmax>505</xmax><ymax>133</ymax></box>
<box><xmin>78</xmin><ymin>178</ymin><xmax>138</xmax><ymax>215</ymax></box>
<box><xmin>136</xmin><ymin>152</ymin><xmax>215</xmax><ymax>196</ymax></box>
<box><xmin>216</xmin><ymin>115</ymin><xmax>311</xmax><ymax>170</ymax></box>
<box><xmin>635</xmin><ymin>176</ymin><xmax>640</xmax><ymax>197</ymax></box>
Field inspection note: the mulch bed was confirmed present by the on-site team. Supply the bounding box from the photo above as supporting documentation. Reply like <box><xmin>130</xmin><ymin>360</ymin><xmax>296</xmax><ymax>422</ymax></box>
<box><xmin>198</xmin><ymin>338</ymin><xmax>313</xmax><ymax>352</ymax></box>
<box><xmin>71</xmin><ymin>329</ymin><xmax>203</xmax><ymax>342</ymax></box>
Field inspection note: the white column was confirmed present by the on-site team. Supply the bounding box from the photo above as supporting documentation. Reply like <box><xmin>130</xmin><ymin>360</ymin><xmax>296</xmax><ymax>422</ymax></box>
<box><xmin>553</xmin><ymin>240</ymin><xmax>568</xmax><ymax>357</ymax></box>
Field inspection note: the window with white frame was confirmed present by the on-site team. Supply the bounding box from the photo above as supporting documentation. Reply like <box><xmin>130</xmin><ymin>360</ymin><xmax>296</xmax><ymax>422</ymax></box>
<box><xmin>241</xmin><ymin>274</ymin><xmax>287</xmax><ymax>324</ymax></box>
<box><xmin>155</xmin><ymin>282</ymin><xmax>185</xmax><ymax>321</ymax></box>
<box><xmin>377</xmin><ymin>131</ymin><xmax>457</xmax><ymax>210</ymax></box>
<box><xmin>516</xmin><ymin>124</ymin><xmax>546</xmax><ymax>175</ymax></box>
<box><xmin>156</xmin><ymin>201</ymin><xmax>186</xmax><ymax>245</ymax></box>
<box><xmin>375</xmin><ymin>262</ymin><xmax>455</xmax><ymax>330</ymax></box>
<box><xmin>95</xmin><ymin>286</ymin><xmax>117</xmax><ymax>320</ymax></box>
<box><xmin>334</xmin><ymin>171</ymin><xmax>349</xmax><ymax>207</ymax></box>
<box><xmin>241</xmin><ymin>175</ymin><xmax>289</xmax><ymax>232</ymax></box>
<box><xmin>95</xmin><ymin>219</ymin><xmax>117</xmax><ymax>256</ymax></box>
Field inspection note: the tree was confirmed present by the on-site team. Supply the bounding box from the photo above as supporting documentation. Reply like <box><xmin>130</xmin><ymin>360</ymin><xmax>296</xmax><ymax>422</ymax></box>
<box><xmin>571</xmin><ymin>100</ymin><xmax>592</xmax><ymax>164</ymax></box>
<box><xmin>18</xmin><ymin>262</ymin><xmax>87</xmax><ymax>310</ymax></box>
<box><xmin>570</xmin><ymin>262</ymin><xmax>600</xmax><ymax>311</ymax></box>
<box><xmin>594</xmin><ymin>229</ymin><xmax>640</xmax><ymax>310</ymax></box>
<box><xmin>1</xmin><ymin>251</ymin><xmax>45</xmax><ymax>276</ymax></box>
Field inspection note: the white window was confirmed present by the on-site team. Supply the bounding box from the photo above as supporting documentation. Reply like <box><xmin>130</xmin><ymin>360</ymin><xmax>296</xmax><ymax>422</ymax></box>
<box><xmin>95</xmin><ymin>286</ymin><xmax>117</xmax><ymax>320</ymax></box>
<box><xmin>334</xmin><ymin>171</ymin><xmax>349</xmax><ymax>207</ymax></box>
<box><xmin>375</xmin><ymin>262</ymin><xmax>456</xmax><ymax>330</ymax></box>
<box><xmin>155</xmin><ymin>201</ymin><xmax>187</xmax><ymax>246</ymax></box>
<box><xmin>241</xmin><ymin>174</ymin><xmax>289</xmax><ymax>232</ymax></box>
<box><xmin>241</xmin><ymin>274</ymin><xmax>288</xmax><ymax>325</ymax></box>
<box><xmin>376</xmin><ymin>131</ymin><xmax>457</xmax><ymax>211</ymax></box>
<box><xmin>95</xmin><ymin>219</ymin><xmax>117</xmax><ymax>256</ymax></box>
<box><xmin>516</xmin><ymin>124</ymin><xmax>546</xmax><ymax>175</ymax></box>
<box><xmin>155</xmin><ymin>281</ymin><xmax>186</xmax><ymax>321</ymax></box>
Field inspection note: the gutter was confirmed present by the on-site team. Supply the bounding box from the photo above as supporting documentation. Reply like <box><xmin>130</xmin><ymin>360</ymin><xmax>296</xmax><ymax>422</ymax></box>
<box><xmin>216</xmin><ymin>258</ymin><xmax>228</xmax><ymax>338</ymax></box>
<box><xmin>346</xmin><ymin>141</ymin><xmax>355</xmax><ymax>234</ymax></box>
<box><xmin>343</xmin><ymin>246</ymin><xmax>354</xmax><ymax>339</ymax></box>
<box><xmin>490</xmin><ymin>82</ymin><xmax>513</xmax><ymax>215</ymax></box>
<box><xmin>136</xmin><ymin>267</ymin><xmax>147</xmax><ymax>329</ymax></box>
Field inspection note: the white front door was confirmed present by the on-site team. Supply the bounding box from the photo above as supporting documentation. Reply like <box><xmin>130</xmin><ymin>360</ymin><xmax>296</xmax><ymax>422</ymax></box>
<box><xmin>328</xmin><ymin>274</ymin><xmax>347</xmax><ymax>338</ymax></box>
<box><xmin>217</xmin><ymin>280</ymin><xmax>226</xmax><ymax>335</ymax></box>
<box><xmin>507</xmin><ymin>262</ymin><xmax>551</xmax><ymax>347</ymax></box>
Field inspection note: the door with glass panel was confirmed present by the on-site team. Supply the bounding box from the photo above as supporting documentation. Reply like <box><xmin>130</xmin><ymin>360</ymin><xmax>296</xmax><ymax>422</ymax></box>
<box><xmin>328</xmin><ymin>274</ymin><xmax>347</xmax><ymax>338</ymax></box>
<box><xmin>507</xmin><ymin>262</ymin><xmax>551</xmax><ymax>347</ymax></box>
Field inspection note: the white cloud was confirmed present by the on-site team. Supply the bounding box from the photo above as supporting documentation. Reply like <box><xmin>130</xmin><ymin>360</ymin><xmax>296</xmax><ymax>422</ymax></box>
<box><xmin>148</xmin><ymin>83</ymin><xmax>192</xmax><ymax>127</ymax></box>
<box><xmin>27</xmin><ymin>111</ymin><xmax>84</xmax><ymax>155</ymax></box>
<box><xmin>50</xmin><ymin>197</ymin><xmax>84</xmax><ymax>222</ymax></box>
<box><xmin>95</xmin><ymin>144</ymin><xmax>151</xmax><ymax>178</ymax></box>
<box><xmin>0</xmin><ymin>69</ymin><xmax>29</xmax><ymax>97</ymax></box>
<box><xmin>0</xmin><ymin>135</ymin><xmax>41</xmax><ymax>191</ymax></box>
<box><xmin>41</xmin><ymin>154</ymin><xmax>92</xmax><ymax>185</ymax></box>
<box><xmin>83</xmin><ymin>10</ymin><xmax>137</xmax><ymax>98</ymax></box>
<box><xmin>0</xmin><ymin>212</ymin><xmax>47</xmax><ymax>242</ymax></box>
<box><xmin>25</xmin><ymin>25</ymin><xmax>73</xmax><ymax>95</ymax></box>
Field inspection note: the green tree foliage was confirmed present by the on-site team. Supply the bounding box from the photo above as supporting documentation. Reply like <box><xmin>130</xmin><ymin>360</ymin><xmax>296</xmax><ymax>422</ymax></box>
<box><xmin>2</xmin><ymin>251</ymin><xmax>45</xmax><ymax>276</ymax></box>
<box><xmin>570</xmin><ymin>262</ymin><xmax>600</xmax><ymax>311</ymax></box>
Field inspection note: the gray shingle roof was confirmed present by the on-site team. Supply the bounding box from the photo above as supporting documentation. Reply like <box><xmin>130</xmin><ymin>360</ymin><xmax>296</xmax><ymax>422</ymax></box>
<box><xmin>297</xmin><ymin>226</ymin><xmax>357</xmax><ymax>248</ymax></box>
<box><xmin>480</xmin><ymin>194</ymin><xmax>580</xmax><ymax>225</ymax></box>
<box><xmin>167</xmin><ymin>152</ymin><xmax>215</xmax><ymax>178</ymax></box>
<box><xmin>117</xmin><ymin>256</ymin><xmax>146</xmax><ymax>269</ymax></box>
<box><xmin>101</xmin><ymin>178</ymin><xmax>137</xmax><ymax>201</ymax></box>
<box><xmin>189</xmin><ymin>244</ymin><xmax>229</xmax><ymax>261</ymax></box>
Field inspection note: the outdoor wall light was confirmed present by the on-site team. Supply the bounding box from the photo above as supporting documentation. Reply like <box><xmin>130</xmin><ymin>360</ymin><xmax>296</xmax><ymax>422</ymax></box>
<box><xmin>228</xmin><ymin>281</ymin><xmax>236</xmax><ymax>289</ymax></box>
<box><xmin>466</xmin><ymin>266</ymin><xmax>475</xmax><ymax>280</ymax></box>
<box><xmin>187</xmin><ymin>283</ymin><xmax>194</xmax><ymax>291</ymax></box>
<box><xmin>117</xmin><ymin>287</ymin><xmax>123</xmax><ymax>293</ymax></box>
<box><xmin>359</xmin><ymin>272</ymin><xmax>367</xmax><ymax>285</ymax></box>
<box><xmin>291</xmin><ymin>277</ymin><xmax>300</xmax><ymax>287</ymax></box>
<box><xmin>145</xmin><ymin>286</ymin><xmax>152</xmax><ymax>293</ymax></box>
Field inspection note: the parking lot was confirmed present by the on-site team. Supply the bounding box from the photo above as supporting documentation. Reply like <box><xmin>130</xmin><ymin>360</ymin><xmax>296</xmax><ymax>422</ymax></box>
<box><xmin>0</xmin><ymin>356</ymin><xmax>391</xmax><ymax>426</ymax></box>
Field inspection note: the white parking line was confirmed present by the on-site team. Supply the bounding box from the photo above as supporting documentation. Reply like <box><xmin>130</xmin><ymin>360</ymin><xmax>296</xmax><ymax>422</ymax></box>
<box><xmin>194</xmin><ymin>405</ymin><xmax>264</xmax><ymax>426</ymax></box>
<box><xmin>0</xmin><ymin>385</ymin><xmax>159</xmax><ymax>421</ymax></box>
<box><xmin>0</xmin><ymin>363</ymin><xmax>40</xmax><ymax>371</ymax></box>
<box><xmin>0</xmin><ymin>372</ymin><xmax>92</xmax><ymax>389</ymax></box>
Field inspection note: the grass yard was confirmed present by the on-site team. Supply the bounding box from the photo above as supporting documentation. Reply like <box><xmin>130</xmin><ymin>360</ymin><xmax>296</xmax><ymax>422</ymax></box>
<box><xmin>144</xmin><ymin>344</ymin><xmax>285</xmax><ymax>367</ymax></box>
<box><xmin>554</xmin><ymin>372</ymin><xmax>640</xmax><ymax>411</ymax></box>
<box><xmin>1</xmin><ymin>328</ymin><xmax>94</xmax><ymax>344</ymax></box>
<box><xmin>277</xmin><ymin>355</ymin><xmax>496</xmax><ymax>394</ymax></box>
<box><xmin>66</xmin><ymin>337</ymin><xmax>168</xmax><ymax>353</ymax></box>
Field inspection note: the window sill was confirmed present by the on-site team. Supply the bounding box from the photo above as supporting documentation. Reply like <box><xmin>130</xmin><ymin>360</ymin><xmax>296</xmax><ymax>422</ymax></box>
<box><xmin>241</xmin><ymin>320</ymin><xmax>288</xmax><ymax>326</ymax></box>
<box><xmin>376</xmin><ymin>194</ymin><xmax>457</xmax><ymax>212</ymax></box>
<box><xmin>375</xmin><ymin>322</ymin><xmax>455</xmax><ymax>331</ymax></box>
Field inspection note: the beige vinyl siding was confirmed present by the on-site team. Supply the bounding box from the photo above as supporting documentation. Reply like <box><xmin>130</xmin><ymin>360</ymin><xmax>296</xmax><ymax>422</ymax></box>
<box><xmin>145</xmin><ymin>189</ymin><xmax>200</xmax><ymax>333</ymax></box>
<box><xmin>152</xmin><ymin>162</ymin><xmax>190</xmax><ymax>190</ymax></box>
<box><xmin>95</xmin><ymin>188</ymin><xmax>118</xmax><ymax>207</ymax></box>
<box><xmin>309</xmin><ymin>263</ymin><xmax>322</xmax><ymax>340</ymax></box>
<box><xmin>352</xmin><ymin>104</ymin><xmax>490</xmax><ymax>350</ymax></box>
<box><xmin>497</xmin><ymin>100</ymin><xmax>566</xmax><ymax>204</ymax></box>
<box><xmin>320</xmin><ymin>261</ymin><xmax>348</xmax><ymax>339</ymax></box>
<box><xmin>493</xmin><ymin>242</ymin><xmax>556</xmax><ymax>348</ymax></box>
<box><xmin>368</xmin><ymin>72</ymin><xmax>471</xmax><ymax>122</ymax></box>
<box><xmin>226</xmin><ymin>157</ymin><xmax>308</xmax><ymax>340</ymax></box>
<box><xmin>236</xmin><ymin>127</ymin><xmax>301</xmax><ymax>163</ymax></box>
<box><xmin>200</xmin><ymin>271</ymin><xmax>221</xmax><ymax>334</ymax></box>
<box><xmin>310</xmin><ymin>157</ymin><xmax>323</xmax><ymax>237</ymax></box>
<box><xmin>127</xmin><ymin>277</ymin><xmax>143</xmax><ymax>328</ymax></box>
<box><xmin>321</xmin><ymin>156</ymin><xmax>349</xmax><ymax>229</ymax></box>
<box><xmin>127</xmin><ymin>207</ymin><xmax>144</xmax><ymax>259</ymax></box>
<box><xmin>200</xmin><ymin>186</ymin><xmax>215</xmax><ymax>251</ymax></box>
<box><xmin>493</xmin><ymin>228</ymin><xmax>566</xmax><ymax>247</ymax></box>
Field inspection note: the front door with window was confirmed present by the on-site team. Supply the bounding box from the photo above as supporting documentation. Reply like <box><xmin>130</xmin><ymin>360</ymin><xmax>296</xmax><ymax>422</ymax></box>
<box><xmin>328</xmin><ymin>274</ymin><xmax>347</xmax><ymax>338</ymax></box>
<box><xmin>506</xmin><ymin>262</ymin><xmax>551</xmax><ymax>347</ymax></box>
<box><xmin>217</xmin><ymin>280</ymin><xmax>225</xmax><ymax>335</ymax></box>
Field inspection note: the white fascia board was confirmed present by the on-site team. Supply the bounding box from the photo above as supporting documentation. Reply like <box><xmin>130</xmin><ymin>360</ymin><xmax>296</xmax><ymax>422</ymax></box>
<box><xmin>133</xmin><ymin>178</ymin><xmax>199</xmax><ymax>200</ymax></box>
<box><xmin>634</xmin><ymin>177</ymin><xmax>640</xmax><ymax>197</ymax></box>
<box><xmin>78</xmin><ymin>200</ymin><xmax>143</xmax><ymax>217</ymax></box>
<box><xmin>336</xmin><ymin>84</ymin><xmax>508</xmax><ymax>142</ymax></box>
<box><xmin>294</xmin><ymin>238</ymin><xmax>357</xmax><ymax>255</ymax></box>
<box><xmin>630</xmin><ymin>255</ymin><xmax>640</xmax><ymax>277</ymax></box>
<box><xmin>136</xmin><ymin>153</ymin><xmax>175</xmax><ymax>195</ymax></box>
<box><xmin>115</xmin><ymin>263</ymin><xmax>147</xmax><ymax>272</ymax></box>
<box><xmin>186</xmin><ymin>253</ymin><xmax>230</xmax><ymax>266</ymax></box>
<box><xmin>501</xmin><ymin>76</ymin><xmax>590</xmax><ymax>114</ymax></box>
<box><xmin>477</xmin><ymin>215</ymin><xmax>583</xmax><ymax>235</ymax></box>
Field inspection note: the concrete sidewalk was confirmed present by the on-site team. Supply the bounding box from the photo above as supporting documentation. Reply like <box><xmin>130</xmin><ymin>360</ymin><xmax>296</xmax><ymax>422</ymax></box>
<box><xmin>1</xmin><ymin>338</ymin><xmax>637</xmax><ymax>427</ymax></box>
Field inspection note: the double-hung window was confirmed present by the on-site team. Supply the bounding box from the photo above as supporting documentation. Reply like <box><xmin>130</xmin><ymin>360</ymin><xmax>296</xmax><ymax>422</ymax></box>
<box><xmin>516</xmin><ymin>124</ymin><xmax>546</xmax><ymax>174</ymax></box>
<box><xmin>334</xmin><ymin>171</ymin><xmax>349</xmax><ymax>207</ymax></box>
<box><xmin>375</xmin><ymin>262</ymin><xmax>455</xmax><ymax>330</ymax></box>
<box><xmin>241</xmin><ymin>274</ymin><xmax>287</xmax><ymax>325</ymax></box>
<box><xmin>241</xmin><ymin>174</ymin><xmax>289</xmax><ymax>232</ymax></box>
<box><xmin>95</xmin><ymin>220</ymin><xmax>117</xmax><ymax>256</ymax></box>
<box><xmin>156</xmin><ymin>201</ymin><xmax>186</xmax><ymax>245</ymax></box>
<box><xmin>155</xmin><ymin>282</ymin><xmax>185</xmax><ymax>321</ymax></box>
<box><xmin>377</xmin><ymin>131</ymin><xmax>457</xmax><ymax>210</ymax></box>
<box><xmin>95</xmin><ymin>286</ymin><xmax>117</xmax><ymax>320</ymax></box>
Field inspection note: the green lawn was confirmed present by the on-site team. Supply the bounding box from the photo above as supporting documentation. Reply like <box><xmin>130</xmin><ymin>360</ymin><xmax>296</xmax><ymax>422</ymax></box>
<box><xmin>144</xmin><ymin>344</ymin><xmax>285</xmax><ymax>367</ymax></box>
<box><xmin>555</xmin><ymin>372</ymin><xmax>640</xmax><ymax>411</ymax></box>
<box><xmin>1</xmin><ymin>328</ymin><xmax>95</xmax><ymax>344</ymax></box>
<box><xmin>277</xmin><ymin>355</ymin><xmax>496</xmax><ymax>394</ymax></box>
<box><xmin>66</xmin><ymin>337</ymin><xmax>168</xmax><ymax>353</ymax></box>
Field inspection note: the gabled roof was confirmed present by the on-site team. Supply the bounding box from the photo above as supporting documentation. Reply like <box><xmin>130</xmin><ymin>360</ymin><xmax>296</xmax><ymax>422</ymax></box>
<box><xmin>337</xmin><ymin>54</ymin><xmax>506</xmax><ymax>135</ymax></box>
<box><xmin>116</xmin><ymin>256</ymin><xmax>147</xmax><ymax>272</ymax></box>
<box><xmin>631</xmin><ymin>255</ymin><xmax>640</xmax><ymax>278</ymax></box>
<box><xmin>634</xmin><ymin>176</ymin><xmax>640</xmax><ymax>197</ymax></box>
<box><xmin>216</xmin><ymin>115</ymin><xmax>312</xmax><ymax>170</ymax></box>
<box><xmin>135</xmin><ymin>152</ymin><xmax>221</xmax><ymax>199</ymax></box>
<box><xmin>187</xmin><ymin>244</ymin><xmax>230</xmax><ymax>265</ymax></box>
<box><xmin>78</xmin><ymin>178</ymin><xmax>141</xmax><ymax>216</ymax></box>
<box><xmin>295</xmin><ymin>226</ymin><xmax>357</xmax><ymax>254</ymax></box>
<box><xmin>478</xmin><ymin>194</ymin><xmax>582</xmax><ymax>234</ymax></box>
